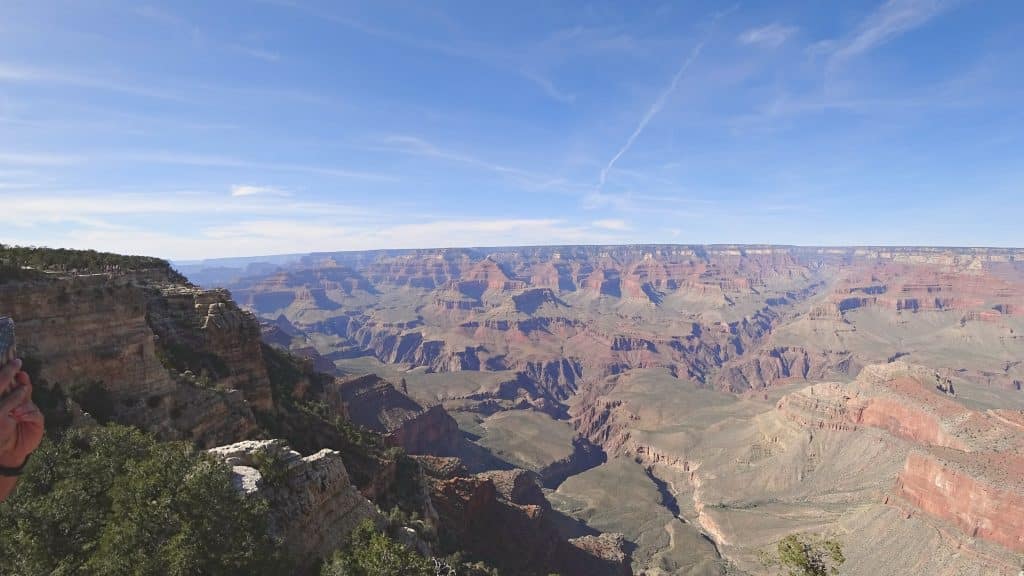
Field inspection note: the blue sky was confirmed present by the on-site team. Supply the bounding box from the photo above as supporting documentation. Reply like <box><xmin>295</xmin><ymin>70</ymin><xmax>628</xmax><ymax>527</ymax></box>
<box><xmin>3</xmin><ymin>0</ymin><xmax>1023</xmax><ymax>259</ymax></box>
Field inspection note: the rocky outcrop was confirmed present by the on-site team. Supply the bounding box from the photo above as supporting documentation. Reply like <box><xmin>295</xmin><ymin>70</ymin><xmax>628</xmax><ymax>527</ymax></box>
<box><xmin>775</xmin><ymin>363</ymin><xmax>1024</xmax><ymax>553</ymax></box>
<box><xmin>427</xmin><ymin>470</ymin><xmax>630</xmax><ymax>576</ymax></box>
<box><xmin>563</xmin><ymin>533</ymin><xmax>632</xmax><ymax>576</ymax></box>
<box><xmin>475</xmin><ymin>468</ymin><xmax>548</xmax><ymax>508</ymax></box>
<box><xmin>538</xmin><ymin>436</ymin><xmax>607</xmax><ymax>488</ymax></box>
<box><xmin>208</xmin><ymin>439</ymin><xmax>382</xmax><ymax>567</ymax></box>
<box><xmin>896</xmin><ymin>451</ymin><xmax>1024</xmax><ymax>552</ymax></box>
<box><xmin>147</xmin><ymin>285</ymin><xmax>274</xmax><ymax>411</ymax></box>
<box><xmin>521</xmin><ymin>358</ymin><xmax>584</xmax><ymax>400</ymax></box>
<box><xmin>386</xmin><ymin>404</ymin><xmax>461</xmax><ymax>456</ymax></box>
<box><xmin>328</xmin><ymin>374</ymin><xmax>461</xmax><ymax>456</ymax></box>
<box><xmin>717</xmin><ymin>347</ymin><xmax>859</xmax><ymax>392</ymax></box>
<box><xmin>0</xmin><ymin>274</ymin><xmax>260</xmax><ymax>446</ymax></box>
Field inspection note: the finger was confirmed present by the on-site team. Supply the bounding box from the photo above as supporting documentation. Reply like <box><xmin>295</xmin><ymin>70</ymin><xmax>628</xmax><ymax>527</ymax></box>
<box><xmin>15</xmin><ymin>407</ymin><xmax>44</xmax><ymax>426</ymax></box>
<box><xmin>11</xmin><ymin>400</ymin><xmax>41</xmax><ymax>419</ymax></box>
<box><xmin>14</xmin><ymin>371</ymin><xmax>31</xmax><ymax>397</ymax></box>
<box><xmin>0</xmin><ymin>358</ymin><xmax>22</xmax><ymax>395</ymax></box>
<box><xmin>0</xmin><ymin>384</ymin><xmax>29</xmax><ymax>414</ymax></box>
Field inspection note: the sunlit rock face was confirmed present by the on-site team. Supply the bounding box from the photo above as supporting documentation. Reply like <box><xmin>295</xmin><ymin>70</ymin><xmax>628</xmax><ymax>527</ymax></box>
<box><xmin>0</xmin><ymin>273</ymin><xmax>270</xmax><ymax>446</ymax></box>
<box><xmin>208</xmin><ymin>439</ymin><xmax>382</xmax><ymax>566</ymax></box>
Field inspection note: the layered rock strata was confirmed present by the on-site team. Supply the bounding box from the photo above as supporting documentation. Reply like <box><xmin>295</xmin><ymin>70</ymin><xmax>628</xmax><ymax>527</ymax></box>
<box><xmin>208</xmin><ymin>439</ymin><xmax>382</xmax><ymax>566</ymax></box>
<box><xmin>0</xmin><ymin>274</ymin><xmax>261</xmax><ymax>446</ymax></box>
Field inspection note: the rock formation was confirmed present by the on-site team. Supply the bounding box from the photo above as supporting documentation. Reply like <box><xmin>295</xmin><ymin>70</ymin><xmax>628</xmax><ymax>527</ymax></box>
<box><xmin>424</xmin><ymin>465</ymin><xmax>632</xmax><ymax>576</ymax></box>
<box><xmin>327</xmin><ymin>374</ymin><xmax>461</xmax><ymax>456</ymax></box>
<box><xmin>208</xmin><ymin>439</ymin><xmax>382</xmax><ymax>567</ymax></box>
<box><xmin>0</xmin><ymin>273</ymin><xmax>262</xmax><ymax>446</ymax></box>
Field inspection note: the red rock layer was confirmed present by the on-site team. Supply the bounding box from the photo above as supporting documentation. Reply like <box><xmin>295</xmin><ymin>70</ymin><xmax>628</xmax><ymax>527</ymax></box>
<box><xmin>897</xmin><ymin>451</ymin><xmax>1024</xmax><ymax>552</ymax></box>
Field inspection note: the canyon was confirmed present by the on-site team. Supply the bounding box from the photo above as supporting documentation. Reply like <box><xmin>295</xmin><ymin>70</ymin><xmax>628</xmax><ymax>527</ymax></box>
<box><xmin>1</xmin><ymin>244</ymin><xmax>1021</xmax><ymax>574</ymax></box>
<box><xmin>177</xmin><ymin>245</ymin><xmax>1024</xmax><ymax>574</ymax></box>
<box><xmin>0</xmin><ymin>257</ymin><xmax>628</xmax><ymax>575</ymax></box>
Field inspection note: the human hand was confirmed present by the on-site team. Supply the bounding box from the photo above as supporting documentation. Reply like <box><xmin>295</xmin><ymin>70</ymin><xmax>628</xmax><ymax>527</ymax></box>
<box><xmin>0</xmin><ymin>359</ymin><xmax>45</xmax><ymax>469</ymax></box>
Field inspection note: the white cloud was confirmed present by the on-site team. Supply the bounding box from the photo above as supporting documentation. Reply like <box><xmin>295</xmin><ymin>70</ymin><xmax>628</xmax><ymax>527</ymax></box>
<box><xmin>134</xmin><ymin>5</ymin><xmax>192</xmax><ymax>29</ymax></box>
<box><xmin>3</xmin><ymin>192</ymin><xmax>369</xmax><ymax>225</ymax></box>
<box><xmin>592</xmin><ymin>219</ymin><xmax>630</xmax><ymax>231</ymax></box>
<box><xmin>738</xmin><ymin>24</ymin><xmax>797</xmax><ymax>48</ymax></box>
<box><xmin>830</xmin><ymin>0</ymin><xmax>954</xmax><ymax>65</ymax></box>
<box><xmin>230</xmin><ymin>184</ymin><xmax>290</xmax><ymax>197</ymax></box>
<box><xmin>7</xmin><ymin>209</ymin><xmax>624</xmax><ymax>259</ymax></box>
<box><xmin>0</xmin><ymin>62</ymin><xmax>184</xmax><ymax>100</ymax></box>
<box><xmin>520</xmin><ymin>69</ymin><xmax>576</xmax><ymax>104</ymax></box>
<box><xmin>113</xmin><ymin>151</ymin><xmax>396</xmax><ymax>181</ymax></box>
<box><xmin>0</xmin><ymin>152</ymin><xmax>83</xmax><ymax>166</ymax></box>
<box><xmin>1</xmin><ymin>190</ymin><xmax>627</xmax><ymax>259</ymax></box>
<box><xmin>369</xmin><ymin>135</ymin><xmax>568</xmax><ymax>190</ymax></box>
<box><xmin>230</xmin><ymin>45</ymin><xmax>282</xmax><ymax>63</ymax></box>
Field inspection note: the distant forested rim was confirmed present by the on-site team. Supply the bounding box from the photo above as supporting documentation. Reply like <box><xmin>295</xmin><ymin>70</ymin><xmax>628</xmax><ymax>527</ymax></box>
<box><xmin>0</xmin><ymin>244</ymin><xmax>182</xmax><ymax>278</ymax></box>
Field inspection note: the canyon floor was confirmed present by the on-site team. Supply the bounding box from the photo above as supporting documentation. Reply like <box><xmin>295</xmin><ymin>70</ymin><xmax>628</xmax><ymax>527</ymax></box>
<box><xmin>181</xmin><ymin>245</ymin><xmax>1024</xmax><ymax>575</ymax></box>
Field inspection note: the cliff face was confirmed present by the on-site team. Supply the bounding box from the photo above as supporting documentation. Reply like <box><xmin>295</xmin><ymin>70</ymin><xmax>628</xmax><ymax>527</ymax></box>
<box><xmin>0</xmin><ymin>274</ymin><xmax>261</xmax><ymax>446</ymax></box>
<box><xmin>386</xmin><ymin>404</ymin><xmax>461</xmax><ymax>456</ymax></box>
<box><xmin>208</xmin><ymin>439</ymin><xmax>382</xmax><ymax>567</ymax></box>
<box><xmin>327</xmin><ymin>374</ymin><xmax>461</xmax><ymax>456</ymax></box>
<box><xmin>774</xmin><ymin>363</ymin><xmax>1024</xmax><ymax>553</ymax></box>
<box><xmin>147</xmin><ymin>285</ymin><xmax>274</xmax><ymax>412</ymax></box>
<box><xmin>425</xmin><ymin>467</ymin><xmax>631</xmax><ymax>576</ymax></box>
<box><xmin>897</xmin><ymin>451</ymin><xmax>1024</xmax><ymax>552</ymax></box>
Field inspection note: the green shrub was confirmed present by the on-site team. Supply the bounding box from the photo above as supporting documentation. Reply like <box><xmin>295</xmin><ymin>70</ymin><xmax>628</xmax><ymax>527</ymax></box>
<box><xmin>155</xmin><ymin>341</ymin><xmax>230</xmax><ymax>381</ymax></box>
<box><xmin>0</xmin><ymin>424</ymin><xmax>288</xmax><ymax>575</ymax></box>
<box><xmin>320</xmin><ymin>519</ymin><xmax>434</xmax><ymax>576</ymax></box>
<box><xmin>379</xmin><ymin>447</ymin><xmax>426</xmax><ymax>515</ymax></box>
<box><xmin>761</xmin><ymin>533</ymin><xmax>845</xmax><ymax>576</ymax></box>
<box><xmin>65</xmin><ymin>379</ymin><xmax>115</xmax><ymax>424</ymax></box>
<box><xmin>252</xmin><ymin>449</ymin><xmax>291</xmax><ymax>489</ymax></box>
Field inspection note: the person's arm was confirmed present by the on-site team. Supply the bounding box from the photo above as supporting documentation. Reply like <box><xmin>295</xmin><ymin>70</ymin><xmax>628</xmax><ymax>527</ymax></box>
<box><xmin>0</xmin><ymin>363</ymin><xmax>45</xmax><ymax>502</ymax></box>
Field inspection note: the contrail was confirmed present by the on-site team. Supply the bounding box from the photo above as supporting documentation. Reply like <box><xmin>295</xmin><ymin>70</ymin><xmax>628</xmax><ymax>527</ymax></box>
<box><xmin>598</xmin><ymin>8</ymin><xmax>734</xmax><ymax>190</ymax></box>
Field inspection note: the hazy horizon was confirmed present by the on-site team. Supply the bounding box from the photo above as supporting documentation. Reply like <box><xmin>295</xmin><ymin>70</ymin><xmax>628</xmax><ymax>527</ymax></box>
<box><xmin>168</xmin><ymin>242</ymin><xmax>1024</xmax><ymax>267</ymax></box>
<box><xmin>5</xmin><ymin>1</ymin><xmax>1024</xmax><ymax>259</ymax></box>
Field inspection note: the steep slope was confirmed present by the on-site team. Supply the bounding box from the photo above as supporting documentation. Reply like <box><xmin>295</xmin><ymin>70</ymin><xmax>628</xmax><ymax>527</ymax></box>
<box><xmin>0</xmin><ymin>272</ymin><xmax>265</xmax><ymax>446</ymax></box>
<box><xmin>574</xmin><ymin>363</ymin><xmax>1024</xmax><ymax>575</ymax></box>
<box><xmin>1</xmin><ymin>255</ymin><xmax>632</xmax><ymax>575</ymax></box>
<box><xmin>183</xmin><ymin>244</ymin><xmax>1024</xmax><ymax>574</ymax></box>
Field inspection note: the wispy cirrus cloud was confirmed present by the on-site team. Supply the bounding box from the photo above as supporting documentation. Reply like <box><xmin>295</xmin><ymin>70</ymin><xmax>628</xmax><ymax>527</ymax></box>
<box><xmin>368</xmin><ymin>135</ymin><xmax>576</xmax><ymax>191</ymax></box>
<box><xmin>5</xmin><ymin>192</ymin><xmax>348</xmax><ymax>219</ymax></box>
<box><xmin>519</xmin><ymin>69</ymin><xmax>576</xmax><ymax>104</ymax></box>
<box><xmin>592</xmin><ymin>219</ymin><xmax>630</xmax><ymax>231</ymax></box>
<box><xmin>738</xmin><ymin>23</ymin><xmax>798</xmax><ymax>48</ymax></box>
<box><xmin>134</xmin><ymin>4</ymin><xmax>196</xmax><ymax>31</ymax></box>
<box><xmin>116</xmin><ymin>151</ymin><xmax>396</xmax><ymax>181</ymax></box>
<box><xmin>229</xmin><ymin>44</ymin><xmax>282</xmax><ymax>63</ymax></box>
<box><xmin>0</xmin><ymin>152</ymin><xmax>83</xmax><ymax>166</ymax></box>
<box><xmin>257</xmin><ymin>0</ymin><xmax>587</xmax><ymax>104</ymax></box>
<box><xmin>374</xmin><ymin>135</ymin><xmax>527</xmax><ymax>176</ymax></box>
<box><xmin>0</xmin><ymin>62</ymin><xmax>184</xmax><ymax>100</ymax></box>
<box><xmin>829</xmin><ymin>0</ymin><xmax>955</xmax><ymax>65</ymax></box>
<box><xmin>135</xmin><ymin>4</ymin><xmax>281</xmax><ymax>64</ymax></box>
<box><xmin>230</xmin><ymin>184</ymin><xmax>291</xmax><ymax>197</ymax></box>
<box><xmin>8</xmin><ymin>206</ymin><xmax>625</xmax><ymax>260</ymax></box>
